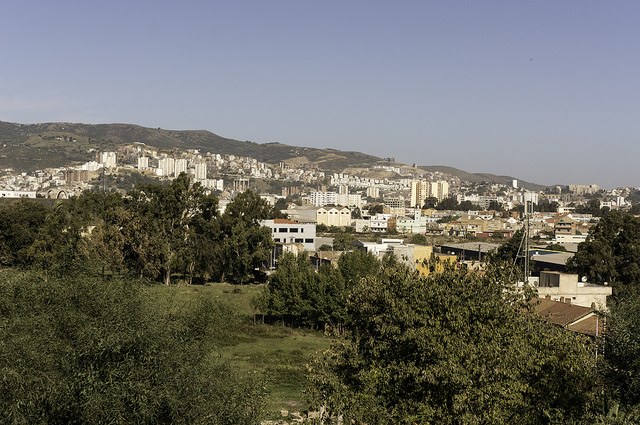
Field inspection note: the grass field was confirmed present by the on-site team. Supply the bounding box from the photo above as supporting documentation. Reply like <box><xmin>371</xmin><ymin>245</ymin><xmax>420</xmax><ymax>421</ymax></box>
<box><xmin>148</xmin><ymin>283</ymin><xmax>332</xmax><ymax>418</ymax></box>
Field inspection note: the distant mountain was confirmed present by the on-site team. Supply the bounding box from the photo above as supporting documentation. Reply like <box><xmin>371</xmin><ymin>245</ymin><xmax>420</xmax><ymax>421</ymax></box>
<box><xmin>417</xmin><ymin>165</ymin><xmax>547</xmax><ymax>191</ymax></box>
<box><xmin>0</xmin><ymin>120</ymin><xmax>547</xmax><ymax>189</ymax></box>
<box><xmin>0</xmin><ymin>121</ymin><xmax>384</xmax><ymax>172</ymax></box>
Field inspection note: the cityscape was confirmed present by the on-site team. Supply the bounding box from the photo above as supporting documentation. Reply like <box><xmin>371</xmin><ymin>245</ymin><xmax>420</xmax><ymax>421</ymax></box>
<box><xmin>3</xmin><ymin>1</ymin><xmax>640</xmax><ymax>423</ymax></box>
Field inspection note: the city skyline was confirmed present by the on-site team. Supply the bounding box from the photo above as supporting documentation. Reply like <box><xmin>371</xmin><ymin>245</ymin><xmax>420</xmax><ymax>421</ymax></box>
<box><xmin>2</xmin><ymin>1</ymin><xmax>639</xmax><ymax>189</ymax></box>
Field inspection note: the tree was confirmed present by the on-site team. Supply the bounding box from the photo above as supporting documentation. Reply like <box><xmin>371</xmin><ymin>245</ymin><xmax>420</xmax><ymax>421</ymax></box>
<box><xmin>218</xmin><ymin>190</ymin><xmax>274</xmax><ymax>284</ymax></box>
<box><xmin>567</xmin><ymin>210</ymin><xmax>640</xmax><ymax>297</ymax></box>
<box><xmin>307</xmin><ymin>261</ymin><xmax>598</xmax><ymax>424</ymax></box>
<box><xmin>332</xmin><ymin>233</ymin><xmax>356</xmax><ymax>251</ymax></box>
<box><xmin>126</xmin><ymin>173</ymin><xmax>211</xmax><ymax>285</ymax></box>
<box><xmin>410</xmin><ymin>233</ymin><xmax>428</xmax><ymax>245</ymax></box>
<box><xmin>602</xmin><ymin>294</ymin><xmax>640</xmax><ymax>417</ymax></box>
<box><xmin>351</xmin><ymin>207</ymin><xmax>362</xmax><ymax>219</ymax></box>
<box><xmin>0</xmin><ymin>198</ymin><xmax>48</xmax><ymax>266</ymax></box>
<box><xmin>496</xmin><ymin>229</ymin><xmax>525</xmax><ymax>262</ymax></box>
<box><xmin>422</xmin><ymin>197</ymin><xmax>438</xmax><ymax>209</ymax></box>
<box><xmin>488</xmin><ymin>200</ymin><xmax>505</xmax><ymax>211</ymax></box>
<box><xmin>457</xmin><ymin>200</ymin><xmax>478</xmax><ymax>211</ymax></box>
<box><xmin>435</xmin><ymin>197</ymin><xmax>459</xmax><ymax>211</ymax></box>
<box><xmin>368</xmin><ymin>204</ymin><xmax>384</xmax><ymax>215</ymax></box>
<box><xmin>0</xmin><ymin>270</ymin><xmax>266</xmax><ymax>424</ymax></box>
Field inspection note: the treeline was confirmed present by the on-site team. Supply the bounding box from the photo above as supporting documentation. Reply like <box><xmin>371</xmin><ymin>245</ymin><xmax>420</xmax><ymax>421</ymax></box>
<box><xmin>256</xmin><ymin>249</ymin><xmax>640</xmax><ymax>423</ymax></box>
<box><xmin>254</xmin><ymin>250</ymin><xmax>381</xmax><ymax>331</ymax></box>
<box><xmin>0</xmin><ymin>173</ymin><xmax>277</xmax><ymax>284</ymax></box>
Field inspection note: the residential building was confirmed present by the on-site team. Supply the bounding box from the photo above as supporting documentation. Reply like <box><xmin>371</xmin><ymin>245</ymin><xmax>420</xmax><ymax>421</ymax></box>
<box><xmin>535</xmin><ymin>271</ymin><xmax>612</xmax><ymax>309</ymax></box>
<box><xmin>137</xmin><ymin>156</ymin><xmax>149</xmax><ymax>169</ymax></box>
<box><xmin>261</xmin><ymin>219</ymin><xmax>316</xmax><ymax>251</ymax></box>
<box><xmin>316</xmin><ymin>206</ymin><xmax>352</xmax><ymax>227</ymax></box>
<box><xmin>99</xmin><ymin>152</ymin><xmax>117</xmax><ymax>168</ymax></box>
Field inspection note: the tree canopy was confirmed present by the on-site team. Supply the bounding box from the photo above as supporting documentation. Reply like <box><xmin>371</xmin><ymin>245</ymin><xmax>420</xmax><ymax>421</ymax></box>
<box><xmin>0</xmin><ymin>269</ymin><xmax>265</xmax><ymax>424</ymax></box>
<box><xmin>567</xmin><ymin>210</ymin><xmax>640</xmax><ymax>297</ymax></box>
<box><xmin>307</xmin><ymin>261</ymin><xmax>598</xmax><ymax>424</ymax></box>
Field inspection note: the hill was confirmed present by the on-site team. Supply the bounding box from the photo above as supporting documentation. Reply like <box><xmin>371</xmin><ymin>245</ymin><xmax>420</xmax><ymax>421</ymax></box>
<box><xmin>0</xmin><ymin>121</ymin><xmax>384</xmax><ymax>172</ymax></box>
<box><xmin>418</xmin><ymin>165</ymin><xmax>546</xmax><ymax>191</ymax></box>
<box><xmin>0</xmin><ymin>120</ymin><xmax>547</xmax><ymax>189</ymax></box>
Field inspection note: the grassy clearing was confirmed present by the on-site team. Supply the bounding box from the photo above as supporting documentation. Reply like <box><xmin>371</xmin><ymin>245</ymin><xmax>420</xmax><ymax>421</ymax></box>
<box><xmin>147</xmin><ymin>283</ymin><xmax>332</xmax><ymax>417</ymax></box>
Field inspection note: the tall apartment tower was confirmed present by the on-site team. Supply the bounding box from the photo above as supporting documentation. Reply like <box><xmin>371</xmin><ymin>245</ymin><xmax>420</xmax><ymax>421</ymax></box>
<box><xmin>137</xmin><ymin>156</ymin><xmax>149</xmax><ymax>169</ymax></box>
<box><xmin>194</xmin><ymin>162</ymin><xmax>207</xmax><ymax>180</ymax></box>
<box><xmin>158</xmin><ymin>158</ymin><xmax>175</xmax><ymax>177</ymax></box>
<box><xmin>99</xmin><ymin>152</ymin><xmax>117</xmax><ymax>168</ymax></box>
<box><xmin>410</xmin><ymin>180</ymin><xmax>450</xmax><ymax>207</ymax></box>
<box><xmin>174</xmin><ymin>159</ymin><xmax>188</xmax><ymax>176</ymax></box>
<box><xmin>410</xmin><ymin>180</ymin><xmax>429</xmax><ymax>207</ymax></box>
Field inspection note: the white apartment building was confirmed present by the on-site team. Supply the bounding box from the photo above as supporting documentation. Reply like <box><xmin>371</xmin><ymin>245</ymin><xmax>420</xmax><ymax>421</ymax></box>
<box><xmin>307</xmin><ymin>191</ymin><xmax>363</xmax><ymax>208</ymax></box>
<box><xmin>157</xmin><ymin>158</ymin><xmax>175</xmax><ymax>177</ymax></box>
<box><xmin>261</xmin><ymin>219</ymin><xmax>317</xmax><ymax>251</ymax></box>
<box><xmin>99</xmin><ymin>152</ymin><xmax>117</xmax><ymax>168</ymax></box>
<box><xmin>174</xmin><ymin>159</ymin><xmax>188</xmax><ymax>176</ymax></box>
<box><xmin>194</xmin><ymin>162</ymin><xmax>207</xmax><ymax>180</ymax></box>
<box><xmin>137</xmin><ymin>156</ymin><xmax>149</xmax><ymax>169</ymax></box>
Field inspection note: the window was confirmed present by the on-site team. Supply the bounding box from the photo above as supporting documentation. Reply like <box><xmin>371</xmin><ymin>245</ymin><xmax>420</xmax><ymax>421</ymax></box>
<box><xmin>274</xmin><ymin>238</ymin><xmax>280</xmax><ymax>242</ymax></box>
<box><xmin>295</xmin><ymin>238</ymin><xmax>303</xmax><ymax>243</ymax></box>
<box><xmin>300</xmin><ymin>228</ymin><xmax>304</xmax><ymax>233</ymax></box>
<box><xmin>305</xmin><ymin>239</ymin><xmax>313</xmax><ymax>243</ymax></box>
<box><xmin>279</xmin><ymin>228</ymin><xmax>287</xmax><ymax>233</ymax></box>
<box><xmin>290</xmin><ymin>228</ymin><xmax>299</xmax><ymax>233</ymax></box>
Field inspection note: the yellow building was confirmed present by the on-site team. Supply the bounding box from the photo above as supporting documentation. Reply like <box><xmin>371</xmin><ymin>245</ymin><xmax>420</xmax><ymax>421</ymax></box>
<box><xmin>316</xmin><ymin>206</ymin><xmax>352</xmax><ymax>227</ymax></box>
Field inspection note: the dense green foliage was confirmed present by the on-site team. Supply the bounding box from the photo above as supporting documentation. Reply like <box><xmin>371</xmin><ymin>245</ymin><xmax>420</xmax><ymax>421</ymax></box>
<box><xmin>602</xmin><ymin>295</ymin><xmax>640</xmax><ymax>420</ymax></box>
<box><xmin>0</xmin><ymin>270</ymin><xmax>266</xmax><ymax>424</ymax></box>
<box><xmin>0</xmin><ymin>176</ymin><xmax>275</xmax><ymax>284</ymax></box>
<box><xmin>255</xmin><ymin>250</ymin><xmax>379</xmax><ymax>331</ymax></box>
<box><xmin>307</xmin><ymin>261</ymin><xmax>599</xmax><ymax>424</ymax></box>
<box><xmin>568</xmin><ymin>210</ymin><xmax>640</xmax><ymax>297</ymax></box>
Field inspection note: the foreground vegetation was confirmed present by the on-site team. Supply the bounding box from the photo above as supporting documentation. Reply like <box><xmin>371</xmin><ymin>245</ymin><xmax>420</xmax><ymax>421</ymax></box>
<box><xmin>2</xmin><ymin>181</ymin><xmax>640</xmax><ymax>423</ymax></box>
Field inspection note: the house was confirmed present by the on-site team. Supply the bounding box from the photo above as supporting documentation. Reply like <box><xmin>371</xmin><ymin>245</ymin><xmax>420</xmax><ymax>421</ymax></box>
<box><xmin>535</xmin><ymin>271</ymin><xmax>612</xmax><ymax>310</ymax></box>
<box><xmin>532</xmin><ymin>297</ymin><xmax>605</xmax><ymax>337</ymax></box>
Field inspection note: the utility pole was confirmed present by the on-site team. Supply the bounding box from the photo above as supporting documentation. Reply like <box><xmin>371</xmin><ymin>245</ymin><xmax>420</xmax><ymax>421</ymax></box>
<box><xmin>524</xmin><ymin>200</ymin><xmax>532</xmax><ymax>284</ymax></box>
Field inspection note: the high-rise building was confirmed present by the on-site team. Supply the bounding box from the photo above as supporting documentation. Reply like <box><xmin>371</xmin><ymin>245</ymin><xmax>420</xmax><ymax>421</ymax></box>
<box><xmin>194</xmin><ymin>162</ymin><xmax>207</xmax><ymax>180</ymax></box>
<box><xmin>174</xmin><ymin>159</ymin><xmax>188</xmax><ymax>176</ymax></box>
<box><xmin>99</xmin><ymin>152</ymin><xmax>117</xmax><ymax>168</ymax></box>
<box><xmin>137</xmin><ymin>156</ymin><xmax>149</xmax><ymax>169</ymax></box>
<box><xmin>158</xmin><ymin>158</ymin><xmax>175</xmax><ymax>177</ymax></box>
<box><xmin>410</xmin><ymin>180</ymin><xmax>449</xmax><ymax>207</ymax></box>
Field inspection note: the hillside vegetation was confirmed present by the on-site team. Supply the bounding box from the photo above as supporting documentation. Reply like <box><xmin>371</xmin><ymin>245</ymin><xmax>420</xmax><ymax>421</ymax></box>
<box><xmin>0</xmin><ymin>120</ymin><xmax>545</xmax><ymax>188</ymax></box>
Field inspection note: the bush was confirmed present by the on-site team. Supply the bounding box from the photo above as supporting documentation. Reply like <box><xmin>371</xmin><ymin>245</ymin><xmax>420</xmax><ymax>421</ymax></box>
<box><xmin>0</xmin><ymin>270</ymin><xmax>266</xmax><ymax>424</ymax></box>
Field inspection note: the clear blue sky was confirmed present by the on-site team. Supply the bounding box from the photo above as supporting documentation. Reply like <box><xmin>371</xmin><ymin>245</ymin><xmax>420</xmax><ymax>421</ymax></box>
<box><xmin>1</xmin><ymin>1</ymin><xmax>639</xmax><ymax>189</ymax></box>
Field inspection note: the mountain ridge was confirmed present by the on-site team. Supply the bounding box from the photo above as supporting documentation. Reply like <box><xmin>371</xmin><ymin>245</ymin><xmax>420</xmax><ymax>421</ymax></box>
<box><xmin>0</xmin><ymin>120</ymin><xmax>546</xmax><ymax>190</ymax></box>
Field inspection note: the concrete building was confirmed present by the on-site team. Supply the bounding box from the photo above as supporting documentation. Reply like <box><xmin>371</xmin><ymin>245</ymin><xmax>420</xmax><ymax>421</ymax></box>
<box><xmin>174</xmin><ymin>159</ymin><xmax>188</xmax><ymax>176</ymax></box>
<box><xmin>137</xmin><ymin>156</ymin><xmax>149</xmax><ymax>169</ymax></box>
<box><xmin>410</xmin><ymin>180</ymin><xmax>449</xmax><ymax>207</ymax></box>
<box><xmin>261</xmin><ymin>219</ymin><xmax>316</xmax><ymax>251</ymax></box>
<box><xmin>194</xmin><ymin>162</ymin><xmax>207</xmax><ymax>180</ymax></box>
<box><xmin>99</xmin><ymin>152</ymin><xmax>117</xmax><ymax>168</ymax></box>
<box><xmin>316</xmin><ymin>206</ymin><xmax>352</xmax><ymax>227</ymax></box>
<box><xmin>157</xmin><ymin>158</ymin><xmax>175</xmax><ymax>177</ymax></box>
<box><xmin>535</xmin><ymin>271</ymin><xmax>612</xmax><ymax>309</ymax></box>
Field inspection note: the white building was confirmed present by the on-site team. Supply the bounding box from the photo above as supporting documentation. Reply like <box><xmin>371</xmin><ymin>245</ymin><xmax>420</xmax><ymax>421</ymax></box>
<box><xmin>174</xmin><ymin>159</ymin><xmax>188</xmax><ymax>176</ymax></box>
<box><xmin>137</xmin><ymin>156</ymin><xmax>149</xmax><ymax>169</ymax></box>
<box><xmin>99</xmin><ymin>152</ymin><xmax>117</xmax><ymax>168</ymax></box>
<box><xmin>157</xmin><ymin>158</ymin><xmax>175</xmax><ymax>177</ymax></box>
<box><xmin>261</xmin><ymin>219</ymin><xmax>317</xmax><ymax>251</ymax></box>
<box><xmin>194</xmin><ymin>162</ymin><xmax>207</xmax><ymax>180</ymax></box>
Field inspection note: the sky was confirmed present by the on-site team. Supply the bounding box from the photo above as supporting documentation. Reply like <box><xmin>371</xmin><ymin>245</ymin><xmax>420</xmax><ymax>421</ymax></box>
<box><xmin>1</xmin><ymin>1</ymin><xmax>639</xmax><ymax>189</ymax></box>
